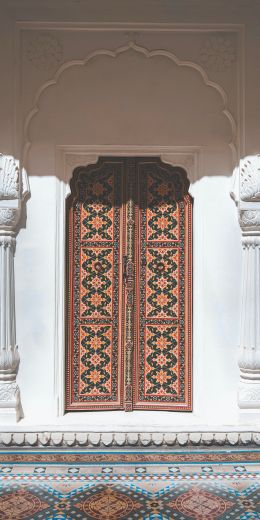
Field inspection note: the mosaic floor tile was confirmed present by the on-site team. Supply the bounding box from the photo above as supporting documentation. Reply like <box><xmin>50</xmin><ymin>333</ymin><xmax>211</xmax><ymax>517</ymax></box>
<box><xmin>0</xmin><ymin>449</ymin><xmax>259</xmax><ymax>519</ymax></box>
<box><xmin>168</xmin><ymin>466</ymin><xmax>180</xmax><ymax>474</ymax></box>
<box><xmin>0</xmin><ymin>466</ymin><xmax>13</xmax><ymax>473</ymax></box>
<box><xmin>67</xmin><ymin>467</ymin><xmax>80</xmax><ymax>474</ymax></box>
<box><xmin>101</xmin><ymin>467</ymin><xmax>113</xmax><ymax>474</ymax></box>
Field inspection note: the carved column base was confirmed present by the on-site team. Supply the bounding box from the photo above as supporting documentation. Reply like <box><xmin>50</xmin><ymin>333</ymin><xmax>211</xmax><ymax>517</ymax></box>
<box><xmin>0</xmin><ymin>382</ymin><xmax>23</xmax><ymax>423</ymax></box>
<box><xmin>238</xmin><ymin>381</ymin><xmax>260</xmax><ymax>409</ymax></box>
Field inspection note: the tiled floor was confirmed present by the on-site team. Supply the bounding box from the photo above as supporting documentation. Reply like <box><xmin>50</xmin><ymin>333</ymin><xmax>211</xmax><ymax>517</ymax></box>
<box><xmin>0</xmin><ymin>449</ymin><xmax>259</xmax><ymax>519</ymax></box>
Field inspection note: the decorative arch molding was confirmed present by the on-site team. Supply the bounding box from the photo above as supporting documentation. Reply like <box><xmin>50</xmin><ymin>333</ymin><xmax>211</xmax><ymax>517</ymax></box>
<box><xmin>23</xmin><ymin>41</ymin><xmax>237</xmax><ymax>167</ymax></box>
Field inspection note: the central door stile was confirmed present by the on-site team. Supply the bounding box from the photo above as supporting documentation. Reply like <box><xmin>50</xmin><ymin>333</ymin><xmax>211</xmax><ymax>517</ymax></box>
<box><xmin>124</xmin><ymin>158</ymin><xmax>136</xmax><ymax>411</ymax></box>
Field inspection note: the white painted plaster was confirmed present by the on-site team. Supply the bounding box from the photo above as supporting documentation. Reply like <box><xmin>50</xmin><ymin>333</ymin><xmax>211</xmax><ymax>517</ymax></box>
<box><xmin>1</xmin><ymin>0</ymin><xmax>260</xmax><ymax>429</ymax></box>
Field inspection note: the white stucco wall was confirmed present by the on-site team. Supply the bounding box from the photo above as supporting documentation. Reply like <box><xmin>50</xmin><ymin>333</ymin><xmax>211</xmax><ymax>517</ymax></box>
<box><xmin>1</xmin><ymin>0</ymin><xmax>260</xmax><ymax>430</ymax></box>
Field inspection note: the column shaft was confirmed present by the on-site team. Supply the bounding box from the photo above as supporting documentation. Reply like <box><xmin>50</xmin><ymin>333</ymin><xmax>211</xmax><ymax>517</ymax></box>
<box><xmin>238</xmin><ymin>236</ymin><xmax>260</xmax><ymax>407</ymax></box>
<box><xmin>0</xmin><ymin>234</ymin><xmax>22</xmax><ymax>421</ymax></box>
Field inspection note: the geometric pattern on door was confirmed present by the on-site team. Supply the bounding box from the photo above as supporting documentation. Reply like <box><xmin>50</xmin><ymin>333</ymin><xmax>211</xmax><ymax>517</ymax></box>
<box><xmin>65</xmin><ymin>157</ymin><xmax>192</xmax><ymax>411</ymax></box>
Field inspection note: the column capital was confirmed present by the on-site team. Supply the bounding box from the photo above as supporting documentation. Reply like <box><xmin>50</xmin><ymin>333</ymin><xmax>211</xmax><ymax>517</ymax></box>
<box><xmin>231</xmin><ymin>154</ymin><xmax>260</xmax><ymax>204</ymax></box>
<box><xmin>0</xmin><ymin>154</ymin><xmax>30</xmax><ymax>232</ymax></box>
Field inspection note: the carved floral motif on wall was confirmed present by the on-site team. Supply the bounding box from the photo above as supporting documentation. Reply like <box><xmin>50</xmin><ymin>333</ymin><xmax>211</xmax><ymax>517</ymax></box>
<box><xmin>200</xmin><ymin>35</ymin><xmax>236</xmax><ymax>71</ymax></box>
<box><xmin>26</xmin><ymin>33</ymin><xmax>63</xmax><ymax>71</ymax></box>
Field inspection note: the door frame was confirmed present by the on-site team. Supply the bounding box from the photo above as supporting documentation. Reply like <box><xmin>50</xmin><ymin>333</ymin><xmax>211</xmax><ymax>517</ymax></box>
<box><xmin>54</xmin><ymin>145</ymin><xmax>202</xmax><ymax>419</ymax></box>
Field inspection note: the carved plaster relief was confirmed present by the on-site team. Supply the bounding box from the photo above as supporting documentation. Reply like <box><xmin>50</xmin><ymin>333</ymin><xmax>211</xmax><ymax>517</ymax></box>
<box><xmin>63</xmin><ymin>151</ymin><xmax>198</xmax><ymax>183</ymax></box>
<box><xmin>65</xmin><ymin>153</ymin><xmax>99</xmax><ymax>169</ymax></box>
<box><xmin>0</xmin><ymin>156</ymin><xmax>20</xmax><ymax>199</ymax></box>
<box><xmin>240</xmin><ymin>155</ymin><xmax>260</xmax><ymax>202</ymax></box>
<box><xmin>23</xmin><ymin>40</ymin><xmax>236</xmax><ymax>176</ymax></box>
<box><xmin>18</xmin><ymin>24</ymin><xmax>242</xmax><ymax>172</ymax></box>
<box><xmin>0</xmin><ymin>430</ymin><xmax>259</xmax><ymax>448</ymax></box>
<box><xmin>26</xmin><ymin>33</ymin><xmax>63</xmax><ymax>71</ymax></box>
<box><xmin>200</xmin><ymin>34</ymin><xmax>236</xmax><ymax>72</ymax></box>
<box><xmin>240</xmin><ymin>210</ymin><xmax>260</xmax><ymax>229</ymax></box>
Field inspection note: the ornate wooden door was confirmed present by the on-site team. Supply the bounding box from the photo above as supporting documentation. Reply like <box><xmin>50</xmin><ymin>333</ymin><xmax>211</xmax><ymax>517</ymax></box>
<box><xmin>66</xmin><ymin>157</ymin><xmax>192</xmax><ymax>411</ymax></box>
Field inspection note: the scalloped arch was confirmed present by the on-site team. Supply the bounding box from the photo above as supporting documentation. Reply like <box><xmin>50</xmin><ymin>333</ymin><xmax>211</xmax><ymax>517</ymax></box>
<box><xmin>23</xmin><ymin>41</ymin><xmax>237</xmax><ymax>165</ymax></box>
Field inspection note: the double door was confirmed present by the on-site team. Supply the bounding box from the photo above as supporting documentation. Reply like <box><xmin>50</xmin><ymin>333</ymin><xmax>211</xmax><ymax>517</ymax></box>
<box><xmin>66</xmin><ymin>157</ymin><xmax>192</xmax><ymax>411</ymax></box>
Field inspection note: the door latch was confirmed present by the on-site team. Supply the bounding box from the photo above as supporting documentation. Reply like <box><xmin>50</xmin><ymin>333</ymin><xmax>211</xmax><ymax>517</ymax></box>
<box><xmin>123</xmin><ymin>255</ymin><xmax>128</xmax><ymax>284</ymax></box>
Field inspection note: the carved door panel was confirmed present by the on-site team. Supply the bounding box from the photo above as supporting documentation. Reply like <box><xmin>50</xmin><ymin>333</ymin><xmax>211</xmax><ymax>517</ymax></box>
<box><xmin>66</xmin><ymin>159</ymin><xmax>125</xmax><ymax>410</ymax></box>
<box><xmin>65</xmin><ymin>157</ymin><xmax>192</xmax><ymax>412</ymax></box>
<box><xmin>133</xmin><ymin>159</ymin><xmax>192</xmax><ymax>410</ymax></box>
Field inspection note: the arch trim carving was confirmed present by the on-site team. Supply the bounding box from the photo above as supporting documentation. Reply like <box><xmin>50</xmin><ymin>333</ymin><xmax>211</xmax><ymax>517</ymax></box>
<box><xmin>23</xmin><ymin>41</ymin><xmax>237</xmax><ymax>167</ymax></box>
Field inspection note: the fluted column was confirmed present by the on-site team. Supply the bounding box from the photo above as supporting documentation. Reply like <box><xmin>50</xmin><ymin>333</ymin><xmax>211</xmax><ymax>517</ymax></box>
<box><xmin>0</xmin><ymin>154</ymin><xmax>30</xmax><ymax>422</ymax></box>
<box><xmin>231</xmin><ymin>155</ymin><xmax>260</xmax><ymax>408</ymax></box>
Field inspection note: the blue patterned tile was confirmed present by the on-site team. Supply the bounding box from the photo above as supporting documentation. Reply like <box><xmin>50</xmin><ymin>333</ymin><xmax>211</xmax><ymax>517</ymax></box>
<box><xmin>234</xmin><ymin>465</ymin><xmax>247</xmax><ymax>472</ymax></box>
<box><xmin>239</xmin><ymin>514</ymin><xmax>260</xmax><ymax>519</ymax></box>
<box><xmin>168</xmin><ymin>466</ymin><xmax>180</xmax><ymax>474</ymax></box>
<box><xmin>201</xmin><ymin>465</ymin><xmax>213</xmax><ymax>473</ymax></box>
<box><xmin>34</xmin><ymin>467</ymin><xmax>47</xmax><ymax>474</ymax></box>
<box><xmin>101</xmin><ymin>467</ymin><xmax>113</xmax><ymax>474</ymax></box>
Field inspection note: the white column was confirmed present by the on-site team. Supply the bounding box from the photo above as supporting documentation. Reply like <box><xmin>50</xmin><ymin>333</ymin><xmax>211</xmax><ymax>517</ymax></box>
<box><xmin>0</xmin><ymin>155</ymin><xmax>30</xmax><ymax>422</ymax></box>
<box><xmin>231</xmin><ymin>155</ymin><xmax>260</xmax><ymax>408</ymax></box>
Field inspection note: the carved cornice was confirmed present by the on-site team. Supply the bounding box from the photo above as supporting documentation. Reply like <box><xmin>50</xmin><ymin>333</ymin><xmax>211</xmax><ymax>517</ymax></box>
<box><xmin>0</xmin><ymin>431</ymin><xmax>259</xmax><ymax>448</ymax></box>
